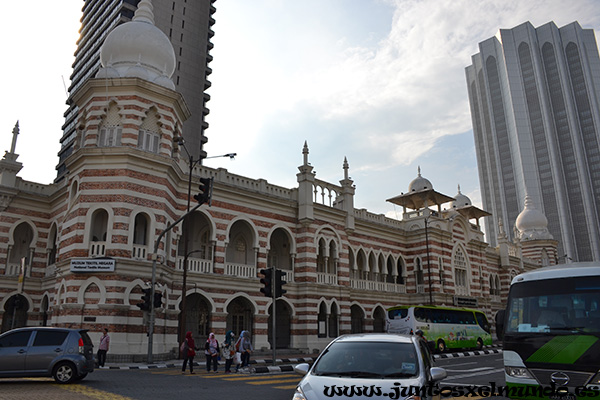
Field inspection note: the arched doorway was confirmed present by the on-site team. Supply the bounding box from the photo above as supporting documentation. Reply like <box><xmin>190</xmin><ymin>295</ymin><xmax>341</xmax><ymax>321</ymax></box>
<box><xmin>179</xmin><ymin>293</ymin><xmax>211</xmax><ymax>345</ymax></box>
<box><xmin>267</xmin><ymin>299</ymin><xmax>291</xmax><ymax>349</ymax></box>
<box><xmin>226</xmin><ymin>297</ymin><xmax>254</xmax><ymax>338</ymax></box>
<box><xmin>350</xmin><ymin>304</ymin><xmax>364</xmax><ymax>333</ymax></box>
<box><xmin>373</xmin><ymin>306</ymin><xmax>386</xmax><ymax>332</ymax></box>
<box><xmin>2</xmin><ymin>294</ymin><xmax>29</xmax><ymax>332</ymax></box>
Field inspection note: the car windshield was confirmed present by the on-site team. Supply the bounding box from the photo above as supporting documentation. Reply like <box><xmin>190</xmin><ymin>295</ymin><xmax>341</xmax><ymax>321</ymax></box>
<box><xmin>312</xmin><ymin>341</ymin><xmax>419</xmax><ymax>378</ymax></box>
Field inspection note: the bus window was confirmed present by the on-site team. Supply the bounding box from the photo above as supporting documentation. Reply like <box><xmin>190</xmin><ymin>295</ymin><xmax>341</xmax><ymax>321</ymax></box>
<box><xmin>388</xmin><ymin>308</ymin><xmax>408</xmax><ymax>320</ymax></box>
<box><xmin>475</xmin><ymin>312</ymin><xmax>491</xmax><ymax>333</ymax></box>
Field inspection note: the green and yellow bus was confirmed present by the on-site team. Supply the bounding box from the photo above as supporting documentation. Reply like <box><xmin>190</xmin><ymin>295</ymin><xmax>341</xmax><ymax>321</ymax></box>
<box><xmin>386</xmin><ymin>305</ymin><xmax>492</xmax><ymax>352</ymax></box>
<box><xmin>496</xmin><ymin>263</ymin><xmax>600</xmax><ymax>400</ymax></box>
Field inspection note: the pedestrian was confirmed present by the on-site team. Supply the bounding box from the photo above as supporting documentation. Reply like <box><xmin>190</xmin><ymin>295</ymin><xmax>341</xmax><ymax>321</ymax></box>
<box><xmin>204</xmin><ymin>332</ymin><xmax>220</xmax><ymax>372</ymax></box>
<box><xmin>97</xmin><ymin>328</ymin><xmax>110</xmax><ymax>368</ymax></box>
<box><xmin>222</xmin><ymin>331</ymin><xmax>236</xmax><ymax>373</ymax></box>
<box><xmin>181</xmin><ymin>331</ymin><xmax>197</xmax><ymax>374</ymax></box>
<box><xmin>237</xmin><ymin>330</ymin><xmax>253</xmax><ymax>370</ymax></box>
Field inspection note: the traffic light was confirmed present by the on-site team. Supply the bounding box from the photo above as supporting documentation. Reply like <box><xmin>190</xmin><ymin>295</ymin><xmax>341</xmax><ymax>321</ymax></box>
<box><xmin>260</xmin><ymin>268</ymin><xmax>272</xmax><ymax>297</ymax></box>
<box><xmin>153</xmin><ymin>292</ymin><xmax>163</xmax><ymax>309</ymax></box>
<box><xmin>275</xmin><ymin>269</ymin><xmax>287</xmax><ymax>298</ymax></box>
<box><xmin>193</xmin><ymin>177</ymin><xmax>213</xmax><ymax>205</ymax></box>
<box><xmin>137</xmin><ymin>288</ymin><xmax>152</xmax><ymax>311</ymax></box>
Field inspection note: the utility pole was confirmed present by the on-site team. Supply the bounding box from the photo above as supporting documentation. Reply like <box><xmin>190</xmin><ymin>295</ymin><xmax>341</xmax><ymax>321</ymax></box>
<box><xmin>271</xmin><ymin>265</ymin><xmax>277</xmax><ymax>367</ymax></box>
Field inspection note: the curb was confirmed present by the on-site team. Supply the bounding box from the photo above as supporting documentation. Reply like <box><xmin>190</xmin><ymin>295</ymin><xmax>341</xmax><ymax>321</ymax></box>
<box><xmin>101</xmin><ymin>345</ymin><xmax>502</xmax><ymax>372</ymax></box>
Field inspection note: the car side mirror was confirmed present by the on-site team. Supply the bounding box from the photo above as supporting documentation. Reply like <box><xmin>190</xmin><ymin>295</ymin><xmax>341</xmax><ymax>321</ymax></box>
<box><xmin>294</xmin><ymin>363</ymin><xmax>310</xmax><ymax>376</ymax></box>
<box><xmin>495</xmin><ymin>309</ymin><xmax>505</xmax><ymax>341</ymax></box>
<box><xmin>430</xmin><ymin>367</ymin><xmax>447</xmax><ymax>382</ymax></box>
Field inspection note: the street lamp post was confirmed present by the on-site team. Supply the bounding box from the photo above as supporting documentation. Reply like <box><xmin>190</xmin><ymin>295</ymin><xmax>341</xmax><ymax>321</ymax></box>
<box><xmin>175</xmin><ymin>138</ymin><xmax>235</xmax><ymax>348</ymax></box>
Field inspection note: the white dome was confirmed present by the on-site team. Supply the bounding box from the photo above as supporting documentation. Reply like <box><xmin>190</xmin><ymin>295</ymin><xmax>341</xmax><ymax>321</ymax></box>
<box><xmin>452</xmin><ymin>185</ymin><xmax>471</xmax><ymax>208</ymax></box>
<box><xmin>97</xmin><ymin>0</ymin><xmax>176</xmax><ymax>89</ymax></box>
<box><xmin>408</xmin><ymin>166</ymin><xmax>433</xmax><ymax>192</ymax></box>
<box><xmin>515</xmin><ymin>196</ymin><xmax>553</xmax><ymax>241</ymax></box>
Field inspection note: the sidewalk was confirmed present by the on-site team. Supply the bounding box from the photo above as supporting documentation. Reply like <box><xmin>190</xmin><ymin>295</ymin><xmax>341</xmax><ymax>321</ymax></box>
<box><xmin>101</xmin><ymin>351</ymin><xmax>320</xmax><ymax>374</ymax></box>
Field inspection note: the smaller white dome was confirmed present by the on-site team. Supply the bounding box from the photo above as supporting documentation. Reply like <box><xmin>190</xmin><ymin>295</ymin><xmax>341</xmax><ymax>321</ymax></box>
<box><xmin>452</xmin><ymin>185</ymin><xmax>471</xmax><ymax>208</ymax></box>
<box><xmin>408</xmin><ymin>166</ymin><xmax>433</xmax><ymax>192</ymax></box>
<box><xmin>515</xmin><ymin>196</ymin><xmax>553</xmax><ymax>241</ymax></box>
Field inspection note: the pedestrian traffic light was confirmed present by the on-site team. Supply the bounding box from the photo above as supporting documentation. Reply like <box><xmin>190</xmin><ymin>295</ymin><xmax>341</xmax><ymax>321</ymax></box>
<box><xmin>193</xmin><ymin>177</ymin><xmax>213</xmax><ymax>205</ymax></box>
<box><xmin>275</xmin><ymin>269</ymin><xmax>287</xmax><ymax>298</ymax></box>
<box><xmin>153</xmin><ymin>292</ymin><xmax>163</xmax><ymax>309</ymax></box>
<box><xmin>137</xmin><ymin>288</ymin><xmax>152</xmax><ymax>311</ymax></box>
<box><xmin>260</xmin><ymin>268</ymin><xmax>272</xmax><ymax>297</ymax></box>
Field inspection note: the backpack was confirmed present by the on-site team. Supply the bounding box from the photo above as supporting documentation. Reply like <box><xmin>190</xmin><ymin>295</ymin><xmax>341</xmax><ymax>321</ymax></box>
<box><xmin>180</xmin><ymin>339</ymin><xmax>189</xmax><ymax>354</ymax></box>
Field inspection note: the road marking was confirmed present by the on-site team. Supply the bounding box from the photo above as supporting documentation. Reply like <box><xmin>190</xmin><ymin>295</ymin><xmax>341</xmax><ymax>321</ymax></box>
<box><xmin>56</xmin><ymin>384</ymin><xmax>135</xmax><ymax>400</ymax></box>
<box><xmin>246</xmin><ymin>378</ymin><xmax>301</xmax><ymax>385</ymax></box>
<box><xmin>274</xmin><ymin>384</ymin><xmax>300</xmax><ymax>390</ymax></box>
<box><xmin>444</xmin><ymin>368</ymin><xmax>504</xmax><ymax>380</ymax></box>
<box><xmin>445</xmin><ymin>367</ymin><xmax>494</xmax><ymax>372</ymax></box>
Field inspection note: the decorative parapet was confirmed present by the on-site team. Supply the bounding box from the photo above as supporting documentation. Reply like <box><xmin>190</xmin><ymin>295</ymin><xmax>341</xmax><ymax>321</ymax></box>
<box><xmin>313</xmin><ymin>179</ymin><xmax>342</xmax><ymax>207</ymax></box>
<box><xmin>197</xmin><ymin>166</ymin><xmax>296</xmax><ymax>200</ymax></box>
<box><xmin>354</xmin><ymin>208</ymin><xmax>404</xmax><ymax>229</ymax></box>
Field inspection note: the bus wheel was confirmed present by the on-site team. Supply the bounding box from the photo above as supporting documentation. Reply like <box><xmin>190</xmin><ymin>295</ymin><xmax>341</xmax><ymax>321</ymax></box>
<box><xmin>437</xmin><ymin>340</ymin><xmax>446</xmax><ymax>353</ymax></box>
<box><xmin>476</xmin><ymin>338</ymin><xmax>483</xmax><ymax>350</ymax></box>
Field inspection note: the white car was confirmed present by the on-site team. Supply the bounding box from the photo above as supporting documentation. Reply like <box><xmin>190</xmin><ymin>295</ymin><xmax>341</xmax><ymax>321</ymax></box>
<box><xmin>293</xmin><ymin>333</ymin><xmax>447</xmax><ymax>400</ymax></box>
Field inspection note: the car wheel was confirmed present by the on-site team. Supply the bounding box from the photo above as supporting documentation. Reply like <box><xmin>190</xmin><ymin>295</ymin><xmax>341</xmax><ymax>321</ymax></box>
<box><xmin>53</xmin><ymin>362</ymin><xmax>76</xmax><ymax>384</ymax></box>
<box><xmin>476</xmin><ymin>338</ymin><xmax>484</xmax><ymax>350</ymax></box>
<box><xmin>437</xmin><ymin>339</ymin><xmax>446</xmax><ymax>353</ymax></box>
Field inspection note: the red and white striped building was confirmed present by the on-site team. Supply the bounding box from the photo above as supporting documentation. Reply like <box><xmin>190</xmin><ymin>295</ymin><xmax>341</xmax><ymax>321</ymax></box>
<box><xmin>0</xmin><ymin>1</ymin><xmax>557</xmax><ymax>361</ymax></box>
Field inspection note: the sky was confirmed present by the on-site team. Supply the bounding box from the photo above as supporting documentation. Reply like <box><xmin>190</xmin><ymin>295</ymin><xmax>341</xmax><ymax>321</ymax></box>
<box><xmin>1</xmin><ymin>0</ymin><xmax>600</xmax><ymax>221</ymax></box>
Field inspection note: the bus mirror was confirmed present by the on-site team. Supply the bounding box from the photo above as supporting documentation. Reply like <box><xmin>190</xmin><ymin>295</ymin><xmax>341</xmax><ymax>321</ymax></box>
<box><xmin>495</xmin><ymin>309</ymin><xmax>505</xmax><ymax>341</ymax></box>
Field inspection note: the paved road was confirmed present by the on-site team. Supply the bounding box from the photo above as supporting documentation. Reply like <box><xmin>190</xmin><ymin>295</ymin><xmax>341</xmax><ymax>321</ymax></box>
<box><xmin>0</xmin><ymin>351</ymin><xmax>508</xmax><ymax>400</ymax></box>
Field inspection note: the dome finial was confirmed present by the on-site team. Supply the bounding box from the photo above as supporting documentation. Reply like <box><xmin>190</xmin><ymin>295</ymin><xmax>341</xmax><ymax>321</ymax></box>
<box><xmin>417</xmin><ymin>165</ymin><xmax>421</xmax><ymax>177</ymax></box>
<box><xmin>133</xmin><ymin>0</ymin><xmax>155</xmax><ymax>24</ymax></box>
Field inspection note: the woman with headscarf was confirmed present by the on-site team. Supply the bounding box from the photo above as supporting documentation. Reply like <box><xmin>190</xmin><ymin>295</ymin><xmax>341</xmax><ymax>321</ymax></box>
<box><xmin>181</xmin><ymin>331</ymin><xmax>196</xmax><ymax>374</ymax></box>
<box><xmin>237</xmin><ymin>330</ymin><xmax>253</xmax><ymax>370</ymax></box>
<box><xmin>221</xmin><ymin>330</ymin><xmax>235</xmax><ymax>373</ymax></box>
<box><xmin>204</xmin><ymin>332</ymin><xmax>220</xmax><ymax>372</ymax></box>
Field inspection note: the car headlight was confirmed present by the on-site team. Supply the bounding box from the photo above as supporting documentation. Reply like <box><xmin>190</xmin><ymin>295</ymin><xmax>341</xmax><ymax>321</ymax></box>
<box><xmin>505</xmin><ymin>366</ymin><xmax>534</xmax><ymax>379</ymax></box>
<box><xmin>292</xmin><ymin>386</ymin><xmax>307</xmax><ymax>400</ymax></box>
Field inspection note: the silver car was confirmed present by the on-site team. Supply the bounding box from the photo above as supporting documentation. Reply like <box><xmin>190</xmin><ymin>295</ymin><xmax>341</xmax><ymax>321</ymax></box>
<box><xmin>0</xmin><ymin>327</ymin><xmax>95</xmax><ymax>383</ymax></box>
<box><xmin>293</xmin><ymin>333</ymin><xmax>447</xmax><ymax>400</ymax></box>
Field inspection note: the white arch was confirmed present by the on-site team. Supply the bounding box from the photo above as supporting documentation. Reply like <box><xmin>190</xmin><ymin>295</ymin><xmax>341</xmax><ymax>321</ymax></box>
<box><xmin>0</xmin><ymin>290</ymin><xmax>34</xmax><ymax>312</ymax></box>
<box><xmin>265</xmin><ymin>224</ymin><xmax>297</xmax><ymax>254</ymax></box>
<box><xmin>78</xmin><ymin>276</ymin><xmax>108</xmax><ymax>304</ymax></box>
<box><xmin>222</xmin><ymin>292</ymin><xmax>259</xmax><ymax>316</ymax></box>
<box><xmin>83</xmin><ymin>205</ymin><xmax>115</xmax><ymax>244</ymax></box>
<box><xmin>224</xmin><ymin>215</ymin><xmax>259</xmax><ymax>248</ymax></box>
<box><xmin>7</xmin><ymin>218</ymin><xmax>38</xmax><ymax>247</ymax></box>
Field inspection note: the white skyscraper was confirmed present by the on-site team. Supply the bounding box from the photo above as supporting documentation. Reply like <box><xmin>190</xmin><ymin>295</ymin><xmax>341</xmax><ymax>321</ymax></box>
<box><xmin>466</xmin><ymin>21</ymin><xmax>600</xmax><ymax>262</ymax></box>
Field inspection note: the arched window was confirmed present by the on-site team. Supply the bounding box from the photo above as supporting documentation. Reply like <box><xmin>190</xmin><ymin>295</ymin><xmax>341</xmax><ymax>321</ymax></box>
<box><xmin>453</xmin><ymin>247</ymin><xmax>469</xmax><ymax>295</ymax></box>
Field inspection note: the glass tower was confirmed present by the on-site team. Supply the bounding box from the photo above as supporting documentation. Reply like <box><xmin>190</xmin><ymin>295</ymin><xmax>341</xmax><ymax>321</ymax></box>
<box><xmin>466</xmin><ymin>21</ymin><xmax>600</xmax><ymax>262</ymax></box>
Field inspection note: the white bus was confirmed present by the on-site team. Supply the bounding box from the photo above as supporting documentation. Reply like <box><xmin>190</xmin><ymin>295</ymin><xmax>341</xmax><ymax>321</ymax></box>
<box><xmin>386</xmin><ymin>305</ymin><xmax>492</xmax><ymax>352</ymax></box>
<box><xmin>496</xmin><ymin>263</ymin><xmax>600</xmax><ymax>400</ymax></box>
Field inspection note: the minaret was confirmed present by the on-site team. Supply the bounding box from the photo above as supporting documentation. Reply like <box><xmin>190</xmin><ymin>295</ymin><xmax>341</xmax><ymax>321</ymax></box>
<box><xmin>0</xmin><ymin>122</ymin><xmax>24</xmax><ymax>188</ymax></box>
<box><xmin>339</xmin><ymin>157</ymin><xmax>355</xmax><ymax>231</ymax></box>
<box><xmin>297</xmin><ymin>141</ymin><xmax>315</xmax><ymax>224</ymax></box>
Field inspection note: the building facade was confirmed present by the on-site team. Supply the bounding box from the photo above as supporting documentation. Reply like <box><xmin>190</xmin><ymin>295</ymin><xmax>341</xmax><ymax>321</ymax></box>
<box><xmin>466</xmin><ymin>21</ymin><xmax>600</xmax><ymax>262</ymax></box>
<box><xmin>57</xmin><ymin>0</ymin><xmax>215</xmax><ymax>180</ymax></box>
<box><xmin>0</xmin><ymin>3</ymin><xmax>557</xmax><ymax>361</ymax></box>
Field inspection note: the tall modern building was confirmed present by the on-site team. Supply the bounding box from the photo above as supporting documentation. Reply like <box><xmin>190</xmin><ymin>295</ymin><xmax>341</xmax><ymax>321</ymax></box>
<box><xmin>466</xmin><ymin>21</ymin><xmax>600</xmax><ymax>262</ymax></box>
<box><xmin>56</xmin><ymin>0</ymin><xmax>215</xmax><ymax>179</ymax></box>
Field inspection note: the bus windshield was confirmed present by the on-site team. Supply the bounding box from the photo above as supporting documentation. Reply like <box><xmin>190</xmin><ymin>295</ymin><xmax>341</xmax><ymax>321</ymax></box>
<box><xmin>506</xmin><ymin>276</ymin><xmax>600</xmax><ymax>334</ymax></box>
